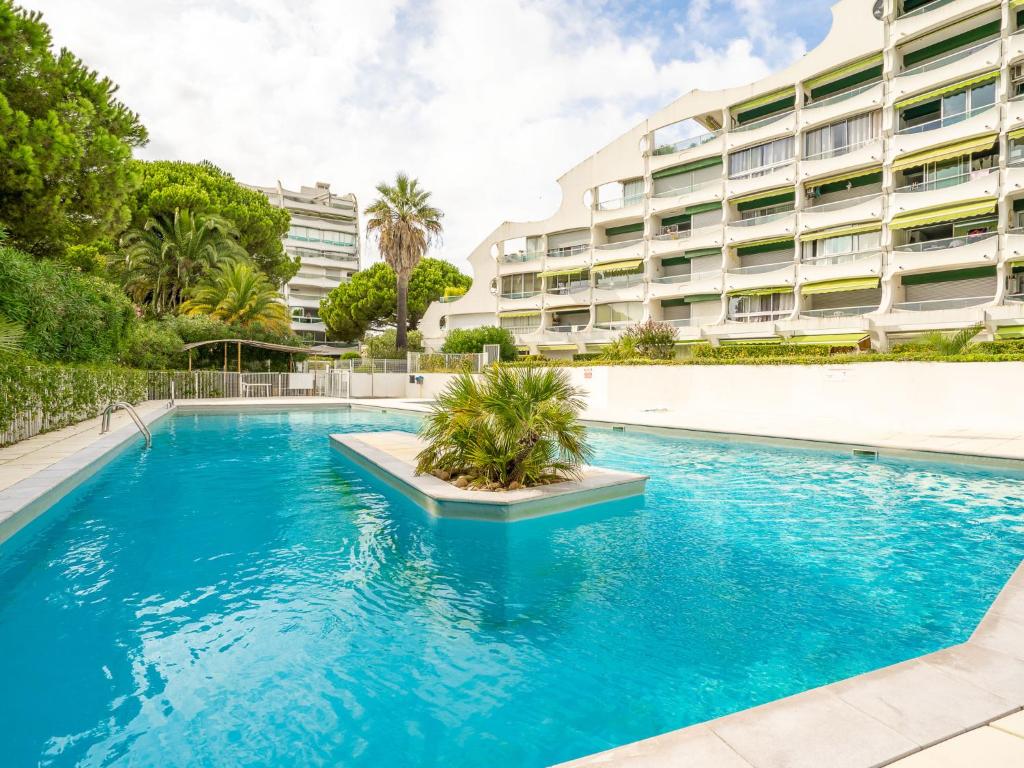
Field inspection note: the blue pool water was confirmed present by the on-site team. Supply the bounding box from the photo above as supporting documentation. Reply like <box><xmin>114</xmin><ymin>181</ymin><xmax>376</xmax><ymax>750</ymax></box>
<box><xmin>1</xmin><ymin>409</ymin><xmax>1023</xmax><ymax>767</ymax></box>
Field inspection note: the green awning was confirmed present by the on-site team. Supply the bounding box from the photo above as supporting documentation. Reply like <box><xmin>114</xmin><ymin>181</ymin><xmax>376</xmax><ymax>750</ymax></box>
<box><xmin>606</xmin><ymin>222</ymin><xmax>644</xmax><ymax>236</ymax></box>
<box><xmin>686</xmin><ymin>201</ymin><xmax>722</xmax><ymax>215</ymax></box>
<box><xmin>652</xmin><ymin>156</ymin><xmax>722</xmax><ymax>179</ymax></box>
<box><xmin>892</xmin><ymin>134</ymin><xmax>997</xmax><ymax>171</ymax></box>
<box><xmin>720</xmin><ymin>337</ymin><xmax>783</xmax><ymax>346</ymax></box>
<box><xmin>901</xmin><ymin>21</ymin><xmax>1000</xmax><ymax>68</ymax></box>
<box><xmin>734</xmin><ymin>237</ymin><xmax>793</xmax><ymax>254</ymax></box>
<box><xmin>806</xmin><ymin>167</ymin><xmax>882</xmax><ymax>190</ymax></box>
<box><xmin>731</xmin><ymin>86</ymin><xmax>796</xmax><ymax>115</ymax></box>
<box><xmin>662</xmin><ymin>213</ymin><xmax>690</xmax><ymax>227</ymax></box>
<box><xmin>538</xmin><ymin>344</ymin><xmax>578</xmax><ymax>351</ymax></box>
<box><xmin>889</xmin><ymin>199</ymin><xmax>997</xmax><ymax>230</ymax></box>
<box><xmin>727</xmin><ymin>286</ymin><xmax>792</xmax><ymax>297</ymax></box>
<box><xmin>1010</xmin><ymin>127</ymin><xmax>1024</xmax><ymax>141</ymax></box>
<box><xmin>800</xmin><ymin>277</ymin><xmax>879</xmax><ymax>296</ymax></box>
<box><xmin>895</xmin><ymin>71</ymin><xmax>999</xmax><ymax>110</ymax></box>
<box><xmin>995</xmin><ymin>325</ymin><xmax>1024</xmax><ymax>339</ymax></box>
<box><xmin>736</xmin><ymin>191</ymin><xmax>795</xmax><ymax>213</ymax></box>
<box><xmin>799</xmin><ymin>222</ymin><xmax>881</xmax><ymax>242</ymax></box>
<box><xmin>497</xmin><ymin>310</ymin><xmax>541</xmax><ymax>318</ymax></box>
<box><xmin>685</xmin><ymin>247</ymin><xmax>721</xmax><ymax>259</ymax></box>
<box><xmin>684</xmin><ymin>293</ymin><xmax>721</xmax><ymax>303</ymax></box>
<box><xmin>900</xmin><ymin>266</ymin><xmax>996</xmax><ymax>285</ymax></box>
<box><xmin>731</xmin><ymin>186</ymin><xmax>794</xmax><ymax>206</ymax></box>
<box><xmin>1012</xmin><ymin>0</ymin><xmax>1024</xmax><ymax>8</ymax></box>
<box><xmin>788</xmin><ymin>333</ymin><xmax>869</xmax><ymax>345</ymax></box>
<box><xmin>662</xmin><ymin>255</ymin><xmax>690</xmax><ymax>267</ymax></box>
<box><xmin>804</xmin><ymin>53</ymin><xmax>884</xmax><ymax>91</ymax></box>
<box><xmin>661</xmin><ymin>298</ymin><xmax>689</xmax><ymax>307</ymax></box>
<box><xmin>537</xmin><ymin>267</ymin><xmax>588</xmax><ymax>278</ymax></box>
<box><xmin>593</xmin><ymin>258</ymin><xmax>643</xmax><ymax>273</ymax></box>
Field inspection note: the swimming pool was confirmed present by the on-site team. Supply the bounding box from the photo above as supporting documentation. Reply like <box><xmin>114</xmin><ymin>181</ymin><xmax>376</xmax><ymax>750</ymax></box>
<box><xmin>1</xmin><ymin>407</ymin><xmax>1022</xmax><ymax>767</ymax></box>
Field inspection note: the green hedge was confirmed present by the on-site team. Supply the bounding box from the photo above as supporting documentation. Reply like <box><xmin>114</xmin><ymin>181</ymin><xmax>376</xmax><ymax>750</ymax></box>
<box><xmin>692</xmin><ymin>343</ymin><xmax>837</xmax><ymax>360</ymax></box>
<box><xmin>502</xmin><ymin>350</ymin><xmax>1024</xmax><ymax>368</ymax></box>
<box><xmin>441</xmin><ymin>326</ymin><xmax>517</xmax><ymax>361</ymax></box>
<box><xmin>0</xmin><ymin>353</ymin><xmax>148</xmax><ymax>445</ymax></box>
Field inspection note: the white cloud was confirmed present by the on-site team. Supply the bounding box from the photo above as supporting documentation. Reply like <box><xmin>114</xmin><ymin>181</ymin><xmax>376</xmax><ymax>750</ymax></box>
<box><xmin>31</xmin><ymin>0</ymin><xmax>814</xmax><ymax>273</ymax></box>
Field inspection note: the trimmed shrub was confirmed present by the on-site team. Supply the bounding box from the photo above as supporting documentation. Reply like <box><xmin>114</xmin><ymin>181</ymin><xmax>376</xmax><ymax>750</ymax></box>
<box><xmin>692</xmin><ymin>343</ymin><xmax>834</xmax><ymax>360</ymax></box>
<box><xmin>603</xmin><ymin>320</ymin><xmax>677</xmax><ymax>361</ymax></box>
<box><xmin>440</xmin><ymin>326</ymin><xmax>517</xmax><ymax>361</ymax></box>
<box><xmin>0</xmin><ymin>352</ymin><xmax>148</xmax><ymax>446</ymax></box>
<box><xmin>0</xmin><ymin>245</ymin><xmax>136</xmax><ymax>363</ymax></box>
<box><xmin>364</xmin><ymin>329</ymin><xmax>424</xmax><ymax>359</ymax></box>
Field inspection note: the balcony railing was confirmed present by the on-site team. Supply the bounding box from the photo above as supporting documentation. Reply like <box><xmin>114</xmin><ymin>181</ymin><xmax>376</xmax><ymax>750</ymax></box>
<box><xmin>804</xmin><ymin>81</ymin><xmax>881</xmax><ymax>110</ymax></box>
<box><xmin>803</xmin><ymin>136</ymin><xmax>878</xmax><ymax>162</ymax></box>
<box><xmin>596</xmin><ymin>193</ymin><xmax>644</xmax><ymax>211</ymax></box>
<box><xmin>801</xmin><ymin>249</ymin><xmax>881</xmax><ymax>267</ymax></box>
<box><xmin>801</xmin><ymin>305</ymin><xmax>877</xmax><ymax>317</ymax></box>
<box><xmin>892</xmin><ymin>296</ymin><xmax>991</xmax><ymax>311</ymax></box>
<box><xmin>501</xmin><ymin>251</ymin><xmax>544</xmax><ymax>263</ymax></box>
<box><xmin>894</xmin><ymin>167</ymin><xmax>995</xmax><ymax>193</ymax></box>
<box><xmin>729</xmin><ymin>260</ymin><xmax>793</xmax><ymax>275</ymax></box>
<box><xmin>654</xmin><ymin>269</ymin><xmax>720</xmax><ymax>285</ymax></box>
<box><xmin>547</xmin><ymin>244</ymin><xmax>590</xmax><ymax>258</ymax></box>
<box><xmin>728</xmin><ymin>159</ymin><xmax>794</xmax><ymax>181</ymax></box>
<box><xmin>652</xmin><ymin>130</ymin><xmax>721</xmax><ymax>156</ymax></box>
<box><xmin>595</xmin><ymin>237</ymin><xmax>643</xmax><ymax>250</ymax></box>
<box><xmin>593</xmin><ymin>320</ymin><xmax>636</xmax><ymax>330</ymax></box>
<box><xmin>595</xmin><ymin>273</ymin><xmax>645</xmax><ymax>290</ymax></box>
<box><xmin>727</xmin><ymin>309</ymin><xmax>790</xmax><ymax>322</ymax></box>
<box><xmin>731</xmin><ymin>111</ymin><xmax>793</xmax><ymax>133</ymax></box>
<box><xmin>546</xmin><ymin>281</ymin><xmax>591</xmax><ymax>295</ymax></box>
<box><xmin>548</xmin><ymin>324</ymin><xmax>588</xmax><ymax>333</ymax></box>
<box><xmin>663</xmin><ymin>317</ymin><xmax>696</xmax><ymax>328</ymax></box>
<box><xmin>502</xmin><ymin>324</ymin><xmax>541</xmax><ymax>335</ymax></box>
<box><xmin>897</xmin><ymin>104</ymin><xmax>994</xmax><ymax>135</ymax></box>
<box><xmin>898</xmin><ymin>39</ymin><xmax>997</xmax><ymax>79</ymax></box>
<box><xmin>654</xmin><ymin>224</ymin><xmax>718</xmax><ymax>241</ymax></box>
<box><xmin>438</xmin><ymin>294</ymin><xmax>464</xmax><ymax>303</ymax></box>
<box><xmin>893</xmin><ymin>231</ymin><xmax>996</xmax><ymax>252</ymax></box>
<box><xmin>804</xmin><ymin>191</ymin><xmax>880</xmax><ymax>212</ymax></box>
<box><xmin>291</xmin><ymin>315</ymin><xmax>325</xmax><ymax>325</ymax></box>
<box><xmin>652</xmin><ymin>177</ymin><xmax>720</xmax><ymax>199</ymax></box>
<box><xmin>1005</xmin><ymin>292</ymin><xmax>1024</xmax><ymax>303</ymax></box>
<box><xmin>899</xmin><ymin>0</ymin><xmax>956</xmax><ymax>19</ymax></box>
<box><xmin>499</xmin><ymin>290</ymin><xmax>541</xmax><ymax>299</ymax></box>
<box><xmin>731</xmin><ymin>208</ymin><xmax>793</xmax><ymax>227</ymax></box>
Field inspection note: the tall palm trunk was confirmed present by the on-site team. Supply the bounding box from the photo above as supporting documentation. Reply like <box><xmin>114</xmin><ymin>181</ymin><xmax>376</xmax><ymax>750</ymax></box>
<box><xmin>396</xmin><ymin>269</ymin><xmax>410</xmax><ymax>350</ymax></box>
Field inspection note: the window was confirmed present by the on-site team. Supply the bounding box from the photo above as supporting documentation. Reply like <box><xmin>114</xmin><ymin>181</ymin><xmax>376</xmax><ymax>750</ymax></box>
<box><xmin>803</xmin><ymin>112</ymin><xmax>880</xmax><ymax>160</ymax></box>
<box><xmin>728</xmin><ymin>292</ymin><xmax>794</xmax><ymax>321</ymax></box>
<box><xmin>1012</xmin><ymin>64</ymin><xmax>1024</xmax><ymax>99</ymax></box>
<box><xmin>289</xmin><ymin>225</ymin><xmax>356</xmax><ymax>247</ymax></box>
<box><xmin>500</xmin><ymin>315</ymin><xmax>540</xmax><ymax>333</ymax></box>
<box><xmin>500</xmin><ymin>273</ymin><xmax>540</xmax><ymax>298</ymax></box>
<box><xmin>728</xmin><ymin>137</ymin><xmax>794</xmax><ymax>179</ymax></box>
<box><xmin>899</xmin><ymin>80</ymin><xmax>996</xmax><ymax>133</ymax></box>
<box><xmin>1011</xmin><ymin>139</ymin><xmax>1024</xmax><ymax>167</ymax></box>
<box><xmin>802</xmin><ymin>231</ymin><xmax>881</xmax><ymax>264</ymax></box>
<box><xmin>546</xmin><ymin>271</ymin><xmax>590</xmax><ymax>294</ymax></box>
<box><xmin>595</xmin><ymin>302</ymin><xmax>643</xmax><ymax>326</ymax></box>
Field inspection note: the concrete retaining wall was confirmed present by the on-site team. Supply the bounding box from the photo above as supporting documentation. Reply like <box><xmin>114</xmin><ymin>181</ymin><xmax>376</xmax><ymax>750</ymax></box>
<box><xmin>349</xmin><ymin>373</ymin><xmax>407</xmax><ymax>399</ymax></box>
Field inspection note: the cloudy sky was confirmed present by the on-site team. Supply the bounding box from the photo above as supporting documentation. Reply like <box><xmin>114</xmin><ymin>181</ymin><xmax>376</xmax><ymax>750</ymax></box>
<box><xmin>32</xmin><ymin>0</ymin><xmax>836</xmax><ymax>272</ymax></box>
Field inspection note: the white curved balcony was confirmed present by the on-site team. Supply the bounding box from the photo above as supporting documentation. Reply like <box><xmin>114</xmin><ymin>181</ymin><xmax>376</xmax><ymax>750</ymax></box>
<box><xmin>593</xmin><ymin>238</ymin><xmax>644</xmax><ymax>262</ymax></box>
<box><xmin>499</xmin><ymin>250</ymin><xmax>544</xmax><ymax>265</ymax></box>
<box><xmin>892</xmin><ymin>39</ymin><xmax>1000</xmax><ymax>103</ymax></box>
<box><xmin>891</xmin><ymin>168</ymin><xmax>997</xmax><ymax>216</ymax></box>
<box><xmin>726</xmin><ymin>161</ymin><xmax>796</xmax><ymax>200</ymax></box>
<box><xmin>648</xmin><ymin>269</ymin><xmax>723</xmax><ymax>300</ymax></box>
<box><xmin>778</xmin><ymin>312</ymin><xmax>873</xmax><ymax>334</ymax></box>
<box><xmin>724</xmin><ymin>262</ymin><xmax>796</xmax><ymax>294</ymax></box>
<box><xmin>1010</xmin><ymin>29</ymin><xmax>1024</xmax><ymax>64</ymax></box>
<box><xmin>891</xmin><ymin>106</ymin><xmax>998</xmax><ymax>159</ymax></box>
<box><xmin>889</xmin><ymin>231</ymin><xmax>998</xmax><ymax>275</ymax></box>
<box><xmin>594</xmin><ymin>196</ymin><xmax>644</xmax><ymax>227</ymax></box>
<box><xmin>801</xmin><ymin>194</ymin><xmax>883</xmax><ymax>231</ymax></box>
<box><xmin>1008</xmin><ymin>95</ymin><xmax>1024</xmax><ymax>135</ymax></box>
<box><xmin>725</xmin><ymin>112</ymin><xmax>796</xmax><ymax>152</ymax></box>
<box><xmin>649</xmin><ymin>179</ymin><xmax>725</xmax><ymax>216</ymax></box>
<box><xmin>1005</xmin><ymin>229</ymin><xmax>1024</xmax><ymax>263</ymax></box>
<box><xmin>1005</xmin><ymin>165</ymin><xmax>1024</xmax><ymax>198</ymax></box>
<box><xmin>545</xmin><ymin>245</ymin><xmax>592</xmax><ymax>271</ymax></box>
<box><xmin>798</xmin><ymin>250</ymin><xmax>883</xmax><ymax>285</ymax></box>
<box><xmin>648</xmin><ymin>225</ymin><xmax>723</xmax><ymax>256</ymax></box>
<box><xmin>726</xmin><ymin>211</ymin><xmax>796</xmax><ymax>245</ymax></box>
<box><xmin>497</xmin><ymin>291</ymin><xmax>543</xmax><ymax>312</ymax></box>
<box><xmin>892</xmin><ymin>0</ymin><xmax>996</xmax><ymax>43</ymax></box>
<box><xmin>650</xmin><ymin>131</ymin><xmax>724</xmax><ymax>170</ymax></box>
<box><xmin>543</xmin><ymin>284</ymin><xmax>592</xmax><ymax>308</ymax></box>
<box><xmin>799</xmin><ymin>82</ymin><xmax>884</xmax><ymax>129</ymax></box>
<box><xmin>799</xmin><ymin>139</ymin><xmax>883</xmax><ymax>182</ymax></box>
<box><xmin>592</xmin><ymin>282</ymin><xmax>646</xmax><ymax>303</ymax></box>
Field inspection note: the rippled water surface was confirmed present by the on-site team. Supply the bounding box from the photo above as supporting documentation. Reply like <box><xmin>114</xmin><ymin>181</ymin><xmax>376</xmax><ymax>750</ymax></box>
<box><xmin>1</xmin><ymin>409</ymin><xmax>1023</xmax><ymax>767</ymax></box>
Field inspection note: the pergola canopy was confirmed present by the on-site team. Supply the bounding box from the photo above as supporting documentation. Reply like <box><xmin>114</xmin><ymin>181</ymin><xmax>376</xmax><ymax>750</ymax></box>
<box><xmin>181</xmin><ymin>338</ymin><xmax>347</xmax><ymax>356</ymax></box>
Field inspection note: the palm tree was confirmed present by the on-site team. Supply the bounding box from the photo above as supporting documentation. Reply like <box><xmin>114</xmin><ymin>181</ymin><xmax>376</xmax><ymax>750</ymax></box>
<box><xmin>914</xmin><ymin>324</ymin><xmax>983</xmax><ymax>355</ymax></box>
<box><xmin>180</xmin><ymin>260</ymin><xmax>291</xmax><ymax>333</ymax></box>
<box><xmin>416</xmin><ymin>366</ymin><xmax>592</xmax><ymax>489</ymax></box>
<box><xmin>120</xmin><ymin>208</ymin><xmax>247</xmax><ymax>315</ymax></box>
<box><xmin>365</xmin><ymin>173</ymin><xmax>443</xmax><ymax>350</ymax></box>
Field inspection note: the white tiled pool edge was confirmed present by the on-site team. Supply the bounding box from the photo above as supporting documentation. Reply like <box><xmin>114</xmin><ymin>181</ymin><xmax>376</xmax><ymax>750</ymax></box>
<box><xmin>1</xmin><ymin>398</ymin><xmax>1022</xmax><ymax>768</ymax></box>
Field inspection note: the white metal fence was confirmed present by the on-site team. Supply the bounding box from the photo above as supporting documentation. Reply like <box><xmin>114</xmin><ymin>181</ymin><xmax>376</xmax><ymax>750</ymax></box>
<box><xmin>146</xmin><ymin>370</ymin><xmax>350</xmax><ymax>400</ymax></box>
<box><xmin>407</xmin><ymin>352</ymin><xmax>483</xmax><ymax>373</ymax></box>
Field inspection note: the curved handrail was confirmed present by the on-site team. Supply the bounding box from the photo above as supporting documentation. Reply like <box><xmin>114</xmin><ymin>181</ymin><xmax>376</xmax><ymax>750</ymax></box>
<box><xmin>100</xmin><ymin>401</ymin><xmax>152</xmax><ymax>449</ymax></box>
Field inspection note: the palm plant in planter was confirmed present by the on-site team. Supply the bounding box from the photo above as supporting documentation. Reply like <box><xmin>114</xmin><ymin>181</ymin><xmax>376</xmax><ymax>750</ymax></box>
<box><xmin>416</xmin><ymin>366</ymin><xmax>592</xmax><ymax>490</ymax></box>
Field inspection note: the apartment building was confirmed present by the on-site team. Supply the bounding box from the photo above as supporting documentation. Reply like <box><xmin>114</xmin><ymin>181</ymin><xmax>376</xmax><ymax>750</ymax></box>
<box><xmin>419</xmin><ymin>0</ymin><xmax>1024</xmax><ymax>355</ymax></box>
<box><xmin>251</xmin><ymin>182</ymin><xmax>360</xmax><ymax>342</ymax></box>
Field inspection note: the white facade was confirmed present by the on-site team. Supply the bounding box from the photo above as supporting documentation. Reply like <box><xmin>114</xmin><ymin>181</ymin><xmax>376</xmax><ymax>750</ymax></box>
<box><xmin>251</xmin><ymin>181</ymin><xmax>360</xmax><ymax>341</ymax></box>
<box><xmin>421</xmin><ymin>0</ymin><xmax>1024</xmax><ymax>355</ymax></box>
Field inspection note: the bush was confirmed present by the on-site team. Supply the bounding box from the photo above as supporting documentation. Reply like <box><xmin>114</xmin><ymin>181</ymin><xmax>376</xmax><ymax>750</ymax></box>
<box><xmin>339</xmin><ymin>351</ymin><xmax>362</xmax><ymax>361</ymax></box>
<box><xmin>146</xmin><ymin>315</ymin><xmax>302</xmax><ymax>371</ymax></box>
<box><xmin>692</xmin><ymin>343</ymin><xmax>834</xmax><ymax>360</ymax></box>
<box><xmin>0</xmin><ymin>352</ymin><xmax>148</xmax><ymax>446</ymax></box>
<box><xmin>364</xmin><ymin>329</ymin><xmax>424</xmax><ymax>359</ymax></box>
<box><xmin>603</xmin><ymin>320</ymin><xmax>677</xmax><ymax>361</ymax></box>
<box><xmin>0</xmin><ymin>245</ymin><xmax>137</xmax><ymax>364</ymax></box>
<box><xmin>120</xmin><ymin>320</ymin><xmax>187</xmax><ymax>370</ymax></box>
<box><xmin>440</xmin><ymin>326</ymin><xmax>517</xmax><ymax>361</ymax></box>
<box><xmin>572</xmin><ymin>353</ymin><xmax>601</xmax><ymax>362</ymax></box>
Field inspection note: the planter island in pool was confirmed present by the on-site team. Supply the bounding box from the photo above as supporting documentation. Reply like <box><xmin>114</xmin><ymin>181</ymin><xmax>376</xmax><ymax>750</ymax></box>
<box><xmin>329</xmin><ymin>431</ymin><xmax>648</xmax><ymax>522</ymax></box>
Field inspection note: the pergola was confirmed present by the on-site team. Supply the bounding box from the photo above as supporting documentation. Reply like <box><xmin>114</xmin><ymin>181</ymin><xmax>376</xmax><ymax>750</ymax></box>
<box><xmin>181</xmin><ymin>339</ymin><xmax>348</xmax><ymax>373</ymax></box>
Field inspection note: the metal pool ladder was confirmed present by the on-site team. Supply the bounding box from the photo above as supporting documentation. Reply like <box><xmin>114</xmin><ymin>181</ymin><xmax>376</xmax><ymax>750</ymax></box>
<box><xmin>100</xmin><ymin>401</ymin><xmax>152</xmax><ymax>449</ymax></box>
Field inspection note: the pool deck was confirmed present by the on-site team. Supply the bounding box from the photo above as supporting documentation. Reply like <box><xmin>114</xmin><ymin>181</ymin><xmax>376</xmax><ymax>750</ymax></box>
<box><xmin>1</xmin><ymin>396</ymin><xmax>1023</xmax><ymax>768</ymax></box>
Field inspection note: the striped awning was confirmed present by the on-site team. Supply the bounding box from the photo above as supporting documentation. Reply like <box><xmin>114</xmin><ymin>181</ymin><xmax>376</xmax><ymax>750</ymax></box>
<box><xmin>592</xmin><ymin>258</ymin><xmax>643</xmax><ymax>273</ymax></box>
<box><xmin>727</xmin><ymin>286</ymin><xmax>793</xmax><ymax>297</ymax></box>
<box><xmin>799</xmin><ymin>222</ymin><xmax>881</xmax><ymax>242</ymax></box>
<box><xmin>731</xmin><ymin>87</ymin><xmax>796</xmax><ymax>115</ymax></box>
<box><xmin>731</xmin><ymin>186</ymin><xmax>794</xmax><ymax>206</ymax></box>
<box><xmin>889</xmin><ymin>199</ymin><xmax>997</xmax><ymax>230</ymax></box>
<box><xmin>732</xmin><ymin>235</ymin><xmax>794</xmax><ymax>250</ymax></box>
<box><xmin>1010</xmin><ymin>126</ymin><xmax>1024</xmax><ymax>141</ymax></box>
<box><xmin>537</xmin><ymin>344</ymin><xmax>578</xmax><ymax>351</ymax></box>
<box><xmin>800</xmin><ymin>277</ymin><xmax>879</xmax><ymax>296</ymax></box>
<box><xmin>892</xmin><ymin>134</ymin><xmax>997</xmax><ymax>171</ymax></box>
<box><xmin>895</xmin><ymin>71</ymin><xmax>998</xmax><ymax>111</ymax></box>
<box><xmin>804</xmin><ymin>53</ymin><xmax>883</xmax><ymax>91</ymax></box>
<box><xmin>537</xmin><ymin>267</ymin><xmax>588</xmax><ymax>279</ymax></box>
<box><xmin>497</xmin><ymin>310</ymin><xmax>541</xmax><ymax>318</ymax></box>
